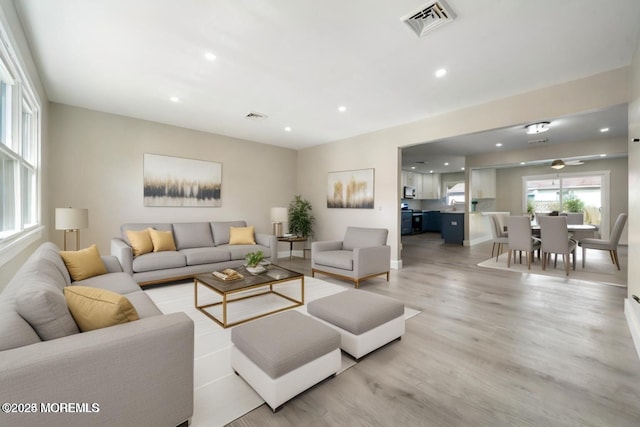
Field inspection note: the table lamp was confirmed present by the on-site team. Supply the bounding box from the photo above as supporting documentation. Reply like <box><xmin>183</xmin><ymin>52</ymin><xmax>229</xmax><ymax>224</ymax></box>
<box><xmin>270</xmin><ymin>207</ymin><xmax>288</xmax><ymax>237</ymax></box>
<box><xmin>55</xmin><ymin>207</ymin><xmax>89</xmax><ymax>250</ymax></box>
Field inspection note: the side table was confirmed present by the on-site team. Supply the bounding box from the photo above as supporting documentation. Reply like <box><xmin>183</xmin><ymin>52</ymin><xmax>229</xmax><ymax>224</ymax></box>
<box><xmin>277</xmin><ymin>236</ymin><xmax>308</xmax><ymax>260</ymax></box>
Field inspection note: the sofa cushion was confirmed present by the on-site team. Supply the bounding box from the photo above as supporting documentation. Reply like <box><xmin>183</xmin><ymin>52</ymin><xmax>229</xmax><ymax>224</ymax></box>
<box><xmin>149</xmin><ymin>229</ymin><xmax>177</xmax><ymax>252</ymax></box>
<box><xmin>180</xmin><ymin>247</ymin><xmax>231</xmax><ymax>265</ymax></box>
<box><xmin>120</xmin><ymin>223</ymin><xmax>173</xmax><ymax>246</ymax></box>
<box><xmin>74</xmin><ymin>272</ymin><xmax>142</xmax><ymax>295</ymax></box>
<box><xmin>132</xmin><ymin>251</ymin><xmax>187</xmax><ymax>273</ymax></box>
<box><xmin>226</xmin><ymin>244</ymin><xmax>271</xmax><ymax>261</ymax></box>
<box><xmin>15</xmin><ymin>281</ymin><xmax>80</xmax><ymax>340</ymax></box>
<box><xmin>0</xmin><ymin>304</ymin><xmax>42</xmax><ymax>351</ymax></box>
<box><xmin>64</xmin><ymin>286</ymin><xmax>139</xmax><ymax>332</ymax></box>
<box><xmin>126</xmin><ymin>228</ymin><xmax>154</xmax><ymax>256</ymax></box>
<box><xmin>342</xmin><ymin>227</ymin><xmax>388</xmax><ymax>251</ymax></box>
<box><xmin>211</xmin><ymin>221</ymin><xmax>247</xmax><ymax>246</ymax></box>
<box><xmin>173</xmin><ymin>222</ymin><xmax>215</xmax><ymax>250</ymax></box>
<box><xmin>313</xmin><ymin>250</ymin><xmax>353</xmax><ymax>271</ymax></box>
<box><xmin>60</xmin><ymin>244</ymin><xmax>108</xmax><ymax>281</ymax></box>
<box><xmin>124</xmin><ymin>290</ymin><xmax>163</xmax><ymax>318</ymax></box>
<box><xmin>229</xmin><ymin>226</ymin><xmax>256</xmax><ymax>245</ymax></box>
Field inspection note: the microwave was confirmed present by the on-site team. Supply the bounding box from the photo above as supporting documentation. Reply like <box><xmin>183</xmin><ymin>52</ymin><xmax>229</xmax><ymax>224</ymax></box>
<box><xmin>403</xmin><ymin>186</ymin><xmax>415</xmax><ymax>199</ymax></box>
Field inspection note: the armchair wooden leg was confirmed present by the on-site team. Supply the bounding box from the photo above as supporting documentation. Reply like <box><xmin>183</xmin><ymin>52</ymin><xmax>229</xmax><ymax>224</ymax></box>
<box><xmin>582</xmin><ymin>247</ymin><xmax>586</xmax><ymax>268</ymax></box>
<box><xmin>612</xmin><ymin>250</ymin><xmax>620</xmax><ymax>270</ymax></box>
<box><xmin>507</xmin><ymin>249</ymin><xmax>512</xmax><ymax>267</ymax></box>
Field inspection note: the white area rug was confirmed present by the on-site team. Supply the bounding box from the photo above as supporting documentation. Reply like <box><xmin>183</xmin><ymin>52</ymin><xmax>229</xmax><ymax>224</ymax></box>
<box><xmin>145</xmin><ymin>277</ymin><xmax>420</xmax><ymax>427</ymax></box>
<box><xmin>477</xmin><ymin>249</ymin><xmax>626</xmax><ymax>287</ymax></box>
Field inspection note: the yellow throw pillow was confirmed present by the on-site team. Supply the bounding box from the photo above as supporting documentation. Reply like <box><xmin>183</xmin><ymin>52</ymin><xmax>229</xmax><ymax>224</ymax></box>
<box><xmin>229</xmin><ymin>226</ymin><xmax>256</xmax><ymax>245</ymax></box>
<box><xmin>60</xmin><ymin>244</ymin><xmax>108</xmax><ymax>281</ymax></box>
<box><xmin>126</xmin><ymin>228</ymin><xmax>154</xmax><ymax>256</ymax></box>
<box><xmin>149</xmin><ymin>229</ymin><xmax>177</xmax><ymax>252</ymax></box>
<box><xmin>64</xmin><ymin>286</ymin><xmax>139</xmax><ymax>332</ymax></box>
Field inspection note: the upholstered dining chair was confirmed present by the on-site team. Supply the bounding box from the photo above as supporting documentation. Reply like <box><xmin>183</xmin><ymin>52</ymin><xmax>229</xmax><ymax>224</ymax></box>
<box><xmin>538</xmin><ymin>215</ymin><xmax>577</xmax><ymax>276</ymax></box>
<box><xmin>579</xmin><ymin>213</ymin><xmax>627</xmax><ymax>270</ymax></box>
<box><xmin>506</xmin><ymin>216</ymin><xmax>540</xmax><ymax>270</ymax></box>
<box><xmin>489</xmin><ymin>214</ymin><xmax>508</xmax><ymax>261</ymax></box>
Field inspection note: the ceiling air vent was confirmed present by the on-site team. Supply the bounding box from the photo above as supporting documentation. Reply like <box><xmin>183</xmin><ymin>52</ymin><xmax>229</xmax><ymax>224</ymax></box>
<box><xmin>528</xmin><ymin>138</ymin><xmax>549</xmax><ymax>145</ymax></box>
<box><xmin>245</xmin><ymin>111</ymin><xmax>268</xmax><ymax>121</ymax></box>
<box><xmin>402</xmin><ymin>1</ymin><xmax>456</xmax><ymax>37</ymax></box>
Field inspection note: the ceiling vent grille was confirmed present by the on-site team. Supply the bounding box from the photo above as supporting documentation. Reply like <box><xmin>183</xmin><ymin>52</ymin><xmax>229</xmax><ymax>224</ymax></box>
<box><xmin>528</xmin><ymin>138</ymin><xmax>549</xmax><ymax>145</ymax></box>
<box><xmin>245</xmin><ymin>111</ymin><xmax>268</xmax><ymax>121</ymax></box>
<box><xmin>402</xmin><ymin>1</ymin><xmax>456</xmax><ymax>37</ymax></box>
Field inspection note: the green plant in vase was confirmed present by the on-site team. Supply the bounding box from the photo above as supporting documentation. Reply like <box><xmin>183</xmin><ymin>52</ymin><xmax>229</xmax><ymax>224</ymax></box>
<box><xmin>563</xmin><ymin>193</ymin><xmax>585</xmax><ymax>213</ymax></box>
<box><xmin>288</xmin><ymin>195</ymin><xmax>315</xmax><ymax>237</ymax></box>
<box><xmin>245</xmin><ymin>251</ymin><xmax>264</xmax><ymax>267</ymax></box>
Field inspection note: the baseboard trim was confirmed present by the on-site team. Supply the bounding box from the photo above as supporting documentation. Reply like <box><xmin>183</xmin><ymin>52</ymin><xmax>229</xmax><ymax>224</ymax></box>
<box><xmin>391</xmin><ymin>259</ymin><xmax>402</xmax><ymax>270</ymax></box>
<box><xmin>624</xmin><ymin>298</ymin><xmax>640</xmax><ymax>360</ymax></box>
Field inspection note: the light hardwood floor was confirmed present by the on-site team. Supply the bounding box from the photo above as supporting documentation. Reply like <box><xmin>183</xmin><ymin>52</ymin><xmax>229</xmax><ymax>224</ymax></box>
<box><xmin>229</xmin><ymin>234</ymin><xmax>640</xmax><ymax>427</ymax></box>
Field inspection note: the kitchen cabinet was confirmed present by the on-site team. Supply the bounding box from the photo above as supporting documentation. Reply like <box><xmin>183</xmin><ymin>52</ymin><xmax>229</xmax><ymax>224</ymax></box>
<box><xmin>441</xmin><ymin>212</ymin><xmax>464</xmax><ymax>245</ymax></box>
<box><xmin>471</xmin><ymin>168</ymin><xmax>496</xmax><ymax>199</ymax></box>
<box><xmin>422</xmin><ymin>173</ymin><xmax>441</xmax><ymax>199</ymax></box>
<box><xmin>401</xmin><ymin>211</ymin><xmax>412</xmax><ymax>235</ymax></box>
<box><xmin>423</xmin><ymin>211</ymin><xmax>442</xmax><ymax>232</ymax></box>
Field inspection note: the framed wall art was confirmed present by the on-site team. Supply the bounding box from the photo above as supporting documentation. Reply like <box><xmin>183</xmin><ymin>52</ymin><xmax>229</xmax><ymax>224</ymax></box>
<box><xmin>327</xmin><ymin>168</ymin><xmax>374</xmax><ymax>209</ymax></box>
<box><xmin>143</xmin><ymin>153</ymin><xmax>222</xmax><ymax>207</ymax></box>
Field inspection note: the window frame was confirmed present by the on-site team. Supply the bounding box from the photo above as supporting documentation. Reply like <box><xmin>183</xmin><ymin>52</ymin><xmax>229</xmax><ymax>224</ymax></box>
<box><xmin>0</xmin><ymin>18</ymin><xmax>43</xmax><ymax>268</ymax></box>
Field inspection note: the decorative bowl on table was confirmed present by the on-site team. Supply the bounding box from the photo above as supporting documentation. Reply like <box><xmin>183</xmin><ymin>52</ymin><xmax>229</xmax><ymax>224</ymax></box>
<box><xmin>245</xmin><ymin>265</ymin><xmax>266</xmax><ymax>275</ymax></box>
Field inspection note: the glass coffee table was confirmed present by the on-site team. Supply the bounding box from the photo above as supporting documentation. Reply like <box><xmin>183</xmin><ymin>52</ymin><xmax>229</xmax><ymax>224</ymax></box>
<box><xmin>194</xmin><ymin>264</ymin><xmax>304</xmax><ymax>328</ymax></box>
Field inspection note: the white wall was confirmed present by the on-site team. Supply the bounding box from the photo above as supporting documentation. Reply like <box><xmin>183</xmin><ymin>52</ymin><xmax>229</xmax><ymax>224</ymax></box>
<box><xmin>48</xmin><ymin>103</ymin><xmax>298</xmax><ymax>256</ymax></box>
<box><xmin>0</xmin><ymin>0</ymin><xmax>49</xmax><ymax>289</ymax></box>
<box><xmin>297</xmin><ymin>68</ymin><xmax>630</xmax><ymax>265</ymax></box>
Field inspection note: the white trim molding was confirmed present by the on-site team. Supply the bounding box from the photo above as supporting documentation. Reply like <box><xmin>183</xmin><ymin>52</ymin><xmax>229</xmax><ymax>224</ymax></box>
<box><xmin>0</xmin><ymin>225</ymin><xmax>43</xmax><ymax>268</ymax></box>
<box><xmin>625</xmin><ymin>297</ymin><xmax>640</xmax><ymax>361</ymax></box>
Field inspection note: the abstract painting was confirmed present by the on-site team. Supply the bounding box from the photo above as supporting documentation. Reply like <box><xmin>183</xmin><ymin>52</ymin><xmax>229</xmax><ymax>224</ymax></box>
<box><xmin>327</xmin><ymin>168</ymin><xmax>374</xmax><ymax>209</ymax></box>
<box><xmin>143</xmin><ymin>153</ymin><xmax>222</xmax><ymax>207</ymax></box>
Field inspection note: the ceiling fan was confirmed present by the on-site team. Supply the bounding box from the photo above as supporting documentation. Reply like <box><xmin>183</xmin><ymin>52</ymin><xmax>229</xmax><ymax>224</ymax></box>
<box><xmin>550</xmin><ymin>159</ymin><xmax>584</xmax><ymax>169</ymax></box>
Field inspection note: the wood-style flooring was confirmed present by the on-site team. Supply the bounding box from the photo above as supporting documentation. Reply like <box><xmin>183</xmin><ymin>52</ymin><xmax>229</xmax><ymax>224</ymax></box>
<box><xmin>229</xmin><ymin>234</ymin><xmax>640</xmax><ymax>427</ymax></box>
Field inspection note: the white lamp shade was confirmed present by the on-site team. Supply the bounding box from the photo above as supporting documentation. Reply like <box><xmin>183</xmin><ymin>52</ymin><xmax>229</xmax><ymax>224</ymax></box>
<box><xmin>270</xmin><ymin>207</ymin><xmax>288</xmax><ymax>223</ymax></box>
<box><xmin>55</xmin><ymin>208</ymin><xmax>89</xmax><ymax>230</ymax></box>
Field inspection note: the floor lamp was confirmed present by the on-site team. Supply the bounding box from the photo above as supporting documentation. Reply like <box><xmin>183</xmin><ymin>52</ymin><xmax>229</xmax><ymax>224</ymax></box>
<box><xmin>55</xmin><ymin>208</ymin><xmax>89</xmax><ymax>250</ymax></box>
<box><xmin>270</xmin><ymin>207</ymin><xmax>288</xmax><ymax>237</ymax></box>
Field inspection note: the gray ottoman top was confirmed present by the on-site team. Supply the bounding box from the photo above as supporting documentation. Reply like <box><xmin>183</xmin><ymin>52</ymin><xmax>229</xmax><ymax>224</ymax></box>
<box><xmin>307</xmin><ymin>289</ymin><xmax>404</xmax><ymax>335</ymax></box>
<box><xmin>231</xmin><ymin>310</ymin><xmax>340</xmax><ymax>379</ymax></box>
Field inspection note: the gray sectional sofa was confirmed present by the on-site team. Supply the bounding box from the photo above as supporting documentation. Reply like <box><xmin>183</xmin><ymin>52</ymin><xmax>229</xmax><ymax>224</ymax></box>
<box><xmin>111</xmin><ymin>220</ymin><xmax>277</xmax><ymax>285</ymax></box>
<box><xmin>0</xmin><ymin>242</ymin><xmax>194</xmax><ymax>427</ymax></box>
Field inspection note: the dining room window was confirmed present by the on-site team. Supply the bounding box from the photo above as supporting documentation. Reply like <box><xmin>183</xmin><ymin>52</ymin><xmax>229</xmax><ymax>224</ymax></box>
<box><xmin>524</xmin><ymin>171</ymin><xmax>607</xmax><ymax>228</ymax></box>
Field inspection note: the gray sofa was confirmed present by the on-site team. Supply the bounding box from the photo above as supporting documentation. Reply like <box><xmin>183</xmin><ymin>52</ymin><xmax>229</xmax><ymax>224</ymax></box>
<box><xmin>111</xmin><ymin>221</ymin><xmax>277</xmax><ymax>286</ymax></box>
<box><xmin>0</xmin><ymin>242</ymin><xmax>194</xmax><ymax>427</ymax></box>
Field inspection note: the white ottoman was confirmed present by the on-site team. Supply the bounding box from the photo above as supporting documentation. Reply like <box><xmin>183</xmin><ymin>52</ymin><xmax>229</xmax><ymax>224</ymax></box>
<box><xmin>230</xmin><ymin>310</ymin><xmax>341</xmax><ymax>411</ymax></box>
<box><xmin>307</xmin><ymin>289</ymin><xmax>405</xmax><ymax>359</ymax></box>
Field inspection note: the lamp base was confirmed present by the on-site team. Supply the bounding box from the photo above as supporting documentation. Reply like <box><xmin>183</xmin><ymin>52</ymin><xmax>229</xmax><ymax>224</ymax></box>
<box><xmin>273</xmin><ymin>223</ymin><xmax>283</xmax><ymax>237</ymax></box>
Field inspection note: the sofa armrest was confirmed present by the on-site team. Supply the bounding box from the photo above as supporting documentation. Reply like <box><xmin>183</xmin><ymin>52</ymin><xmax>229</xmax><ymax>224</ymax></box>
<box><xmin>0</xmin><ymin>312</ymin><xmax>194</xmax><ymax>427</ymax></box>
<box><xmin>311</xmin><ymin>240</ymin><xmax>343</xmax><ymax>255</ymax></box>
<box><xmin>111</xmin><ymin>238</ymin><xmax>133</xmax><ymax>275</ymax></box>
<box><xmin>353</xmin><ymin>245</ymin><xmax>391</xmax><ymax>277</ymax></box>
<box><xmin>101</xmin><ymin>255</ymin><xmax>123</xmax><ymax>273</ymax></box>
<box><xmin>255</xmin><ymin>233</ymin><xmax>278</xmax><ymax>261</ymax></box>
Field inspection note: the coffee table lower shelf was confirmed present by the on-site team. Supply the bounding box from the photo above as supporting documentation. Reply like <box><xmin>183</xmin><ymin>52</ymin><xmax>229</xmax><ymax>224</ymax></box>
<box><xmin>194</xmin><ymin>271</ymin><xmax>304</xmax><ymax>328</ymax></box>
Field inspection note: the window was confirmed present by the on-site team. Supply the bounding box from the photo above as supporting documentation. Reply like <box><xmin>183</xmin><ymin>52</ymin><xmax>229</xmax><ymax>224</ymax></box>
<box><xmin>524</xmin><ymin>171</ymin><xmax>610</xmax><ymax>234</ymax></box>
<box><xmin>445</xmin><ymin>181</ymin><xmax>465</xmax><ymax>206</ymax></box>
<box><xmin>0</xmin><ymin>22</ymin><xmax>41</xmax><ymax>248</ymax></box>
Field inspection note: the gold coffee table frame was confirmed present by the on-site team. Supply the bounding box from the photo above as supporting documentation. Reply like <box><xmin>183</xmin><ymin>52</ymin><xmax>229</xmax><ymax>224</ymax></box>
<box><xmin>194</xmin><ymin>265</ymin><xmax>304</xmax><ymax>328</ymax></box>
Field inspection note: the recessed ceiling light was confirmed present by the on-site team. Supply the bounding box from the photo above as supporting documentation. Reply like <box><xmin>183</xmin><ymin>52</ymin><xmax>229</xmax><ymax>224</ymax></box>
<box><xmin>444</xmin><ymin>162</ymin><xmax>449</xmax><ymax>166</ymax></box>
<box><xmin>429</xmin><ymin>170</ymin><xmax>434</xmax><ymax>173</ymax></box>
<box><xmin>411</xmin><ymin>166</ymin><xmax>416</xmax><ymax>170</ymax></box>
<box><xmin>170</xmin><ymin>96</ymin><xmax>180</xmax><ymax>103</ymax></box>
<box><xmin>520</xmin><ymin>162</ymin><xmax>526</xmax><ymax>165</ymax></box>
<box><xmin>600</xmin><ymin>154</ymin><xmax>607</xmax><ymax>157</ymax></box>
<box><xmin>435</xmin><ymin>68</ymin><xmax>447</xmax><ymax>78</ymax></box>
<box><xmin>461</xmin><ymin>167</ymin><xmax>465</xmax><ymax>171</ymax></box>
<box><xmin>204</xmin><ymin>52</ymin><xmax>217</xmax><ymax>61</ymax></box>
<box><xmin>495</xmin><ymin>143</ymin><xmax>503</xmax><ymax>147</ymax></box>
<box><xmin>284</xmin><ymin>126</ymin><xmax>292</xmax><ymax>132</ymax></box>
<box><xmin>338</xmin><ymin>106</ymin><xmax>347</xmax><ymax>113</ymax></box>
<box><xmin>600</xmin><ymin>127</ymin><xmax>609</xmax><ymax>132</ymax></box>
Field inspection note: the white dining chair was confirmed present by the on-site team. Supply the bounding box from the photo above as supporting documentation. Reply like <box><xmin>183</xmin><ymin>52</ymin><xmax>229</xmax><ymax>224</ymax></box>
<box><xmin>489</xmin><ymin>214</ymin><xmax>508</xmax><ymax>261</ymax></box>
<box><xmin>538</xmin><ymin>215</ymin><xmax>577</xmax><ymax>276</ymax></box>
<box><xmin>506</xmin><ymin>216</ymin><xmax>540</xmax><ymax>270</ymax></box>
<box><xmin>579</xmin><ymin>213</ymin><xmax>627</xmax><ymax>270</ymax></box>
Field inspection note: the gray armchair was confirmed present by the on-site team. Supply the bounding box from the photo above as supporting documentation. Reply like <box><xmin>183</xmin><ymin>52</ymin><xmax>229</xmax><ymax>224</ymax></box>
<box><xmin>311</xmin><ymin>227</ymin><xmax>390</xmax><ymax>288</ymax></box>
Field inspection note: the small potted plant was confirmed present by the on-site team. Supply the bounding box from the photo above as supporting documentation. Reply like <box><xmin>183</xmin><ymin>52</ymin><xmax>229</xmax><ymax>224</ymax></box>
<box><xmin>245</xmin><ymin>251</ymin><xmax>265</xmax><ymax>274</ymax></box>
